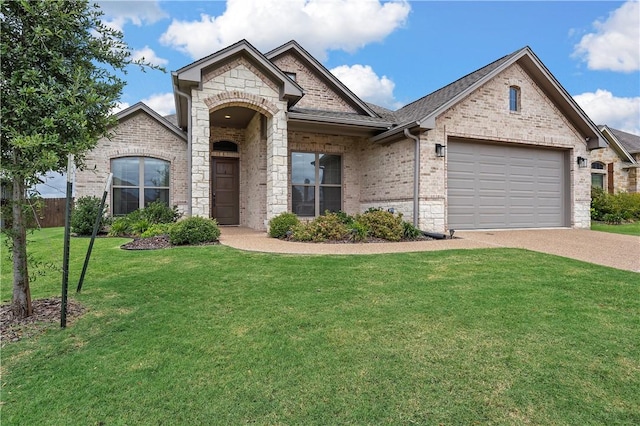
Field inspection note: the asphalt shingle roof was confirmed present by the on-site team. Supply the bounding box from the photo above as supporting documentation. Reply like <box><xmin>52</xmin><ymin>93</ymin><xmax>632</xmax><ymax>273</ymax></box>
<box><xmin>610</xmin><ymin>127</ymin><xmax>640</xmax><ymax>154</ymax></box>
<box><xmin>391</xmin><ymin>48</ymin><xmax>525</xmax><ymax>125</ymax></box>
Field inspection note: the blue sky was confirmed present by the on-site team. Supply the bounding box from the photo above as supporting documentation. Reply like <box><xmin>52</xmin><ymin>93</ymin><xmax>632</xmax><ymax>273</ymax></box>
<box><xmin>37</xmin><ymin>0</ymin><xmax>639</xmax><ymax>196</ymax></box>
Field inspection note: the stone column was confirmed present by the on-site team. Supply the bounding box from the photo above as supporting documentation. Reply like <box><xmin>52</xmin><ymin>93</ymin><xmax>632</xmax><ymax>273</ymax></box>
<box><xmin>265</xmin><ymin>111</ymin><xmax>289</xmax><ymax>226</ymax></box>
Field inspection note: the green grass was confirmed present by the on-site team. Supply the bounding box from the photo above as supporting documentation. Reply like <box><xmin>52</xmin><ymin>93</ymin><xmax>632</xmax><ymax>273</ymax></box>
<box><xmin>1</xmin><ymin>228</ymin><xmax>639</xmax><ymax>425</ymax></box>
<box><xmin>592</xmin><ymin>221</ymin><xmax>640</xmax><ymax>236</ymax></box>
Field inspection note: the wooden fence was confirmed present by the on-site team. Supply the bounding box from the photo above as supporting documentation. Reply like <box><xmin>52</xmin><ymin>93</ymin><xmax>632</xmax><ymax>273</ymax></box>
<box><xmin>34</xmin><ymin>198</ymin><xmax>67</xmax><ymax>228</ymax></box>
<box><xmin>1</xmin><ymin>197</ymin><xmax>68</xmax><ymax>229</ymax></box>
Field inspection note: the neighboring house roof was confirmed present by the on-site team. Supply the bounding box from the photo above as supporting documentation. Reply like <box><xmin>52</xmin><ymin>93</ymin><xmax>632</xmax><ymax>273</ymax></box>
<box><xmin>370</xmin><ymin>46</ymin><xmax>605</xmax><ymax>149</ymax></box>
<box><xmin>598</xmin><ymin>125</ymin><xmax>639</xmax><ymax>165</ymax></box>
<box><xmin>609</xmin><ymin>127</ymin><xmax>640</xmax><ymax>154</ymax></box>
<box><xmin>115</xmin><ymin>102</ymin><xmax>187</xmax><ymax>141</ymax></box>
<box><xmin>265</xmin><ymin>40</ymin><xmax>379</xmax><ymax>118</ymax></box>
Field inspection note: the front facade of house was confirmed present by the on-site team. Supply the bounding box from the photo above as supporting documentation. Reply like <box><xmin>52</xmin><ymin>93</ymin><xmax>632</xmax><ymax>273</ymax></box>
<box><xmin>76</xmin><ymin>40</ymin><xmax>605</xmax><ymax>232</ymax></box>
<box><xmin>589</xmin><ymin>126</ymin><xmax>640</xmax><ymax>193</ymax></box>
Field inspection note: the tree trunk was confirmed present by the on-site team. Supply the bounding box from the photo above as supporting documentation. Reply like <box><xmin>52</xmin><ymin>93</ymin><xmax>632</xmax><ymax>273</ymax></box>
<box><xmin>11</xmin><ymin>177</ymin><xmax>32</xmax><ymax>318</ymax></box>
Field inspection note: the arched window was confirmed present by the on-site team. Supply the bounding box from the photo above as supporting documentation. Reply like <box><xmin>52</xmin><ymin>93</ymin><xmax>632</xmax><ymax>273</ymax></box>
<box><xmin>591</xmin><ymin>161</ymin><xmax>606</xmax><ymax>190</ymax></box>
<box><xmin>212</xmin><ymin>140</ymin><xmax>238</xmax><ymax>152</ymax></box>
<box><xmin>111</xmin><ymin>157</ymin><xmax>170</xmax><ymax>215</ymax></box>
<box><xmin>509</xmin><ymin>86</ymin><xmax>521</xmax><ymax>112</ymax></box>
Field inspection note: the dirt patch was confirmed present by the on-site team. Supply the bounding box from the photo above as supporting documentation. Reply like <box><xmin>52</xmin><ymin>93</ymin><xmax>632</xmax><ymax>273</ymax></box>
<box><xmin>1</xmin><ymin>298</ymin><xmax>86</xmax><ymax>346</ymax></box>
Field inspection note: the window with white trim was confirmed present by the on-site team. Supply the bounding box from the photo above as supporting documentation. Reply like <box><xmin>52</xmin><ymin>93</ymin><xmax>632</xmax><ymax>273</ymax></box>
<box><xmin>291</xmin><ymin>152</ymin><xmax>341</xmax><ymax>216</ymax></box>
<box><xmin>111</xmin><ymin>157</ymin><xmax>170</xmax><ymax>215</ymax></box>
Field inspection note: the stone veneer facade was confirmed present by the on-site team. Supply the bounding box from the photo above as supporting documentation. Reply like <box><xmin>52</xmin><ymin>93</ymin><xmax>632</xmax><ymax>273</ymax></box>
<box><xmin>589</xmin><ymin>146</ymin><xmax>640</xmax><ymax>194</ymax></box>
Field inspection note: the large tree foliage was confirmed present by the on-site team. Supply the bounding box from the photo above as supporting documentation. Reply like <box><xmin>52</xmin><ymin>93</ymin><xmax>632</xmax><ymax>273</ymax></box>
<box><xmin>1</xmin><ymin>0</ymin><xmax>149</xmax><ymax>317</ymax></box>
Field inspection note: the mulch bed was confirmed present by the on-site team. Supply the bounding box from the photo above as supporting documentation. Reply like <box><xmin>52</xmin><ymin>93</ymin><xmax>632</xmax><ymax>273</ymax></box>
<box><xmin>120</xmin><ymin>235</ymin><xmax>220</xmax><ymax>250</ymax></box>
<box><xmin>1</xmin><ymin>298</ymin><xmax>86</xmax><ymax>346</ymax></box>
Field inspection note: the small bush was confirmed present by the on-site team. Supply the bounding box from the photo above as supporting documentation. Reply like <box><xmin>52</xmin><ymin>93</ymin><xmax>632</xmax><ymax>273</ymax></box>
<box><xmin>269</xmin><ymin>212</ymin><xmax>300</xmax><ymax>238</ymax></box>
<box><xmin>402</xmin><ymin>221</ymin><xmax>422</xmax><ymax>240</ymax></box>
<box><xmin>107</xmin><ymin>202</ymin><xmax>180</xmax><ymax>237</ymax></box>
<box><xmin>71</xmin><ymin>196</ymin><xmax>109</xmax><ymax>236</ymax></box>
<box><xmin>108</xmin><ymin>217</ymin><xmax>130</xmax><ymax>237</ymax></box>
<box><xmin>356</xmin><ymin>209</ymin><xmax>403</xmax><ymax>241</ymax></box>
<box><xmin>142</xmin><ymin>201</ymin><xmax>181</xmax><ymax>224</ymax></box>
<box><xmin>140</xmin><ymin>223</ymin><xmax>173</xmax><ymax>238</ymax></box>
<box><xmin>348</xmin><ymin>221</ymin><xmax>369</xmax><ymax>242</ymax></box>
<box><xmin>290</xmin><ymin>212</ymin><xmax>349</xmax><ymax>242</ymax></box>
<box><xmin>169</xmin><ymin>216</ymin><xmax>220</xmax><ymax>245</ymax></box>
<box><xmin>591</xmin><ymin>188</ymin><xmax>640</xmax><ymax>222</ymax></box>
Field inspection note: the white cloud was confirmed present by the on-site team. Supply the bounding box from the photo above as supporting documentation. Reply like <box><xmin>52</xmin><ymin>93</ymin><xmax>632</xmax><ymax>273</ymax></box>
<box><xmin>160</xmin><ymin>0</ymin><xmax>410</xmax><ymax>60</ymax></box>
<box><xmin>330</xmin><ymin>64</ymin><xmax>401</xmax><ymax>109</ymax></box>
<box><xmin>131</xmin><ymin>46</ymin><xmax>168</xmax><ymax>67</ymax></box>
<box><xmin>141</xmin><ymin>93</ymin><xmax>176</xmax><ymax>116</ymax></box>
<box><xmin>111</xmin><ymin>101</ymin><xmax>130</xmax><ymax>115</ymax></box>
<box><xmin>574</xmin><ymin>89</ymin><xmax>640</xmax><ymax>135</ymax></box>
<box><xmin>573</xmin><ymin>0</ymin><xmax>640</xmax><ymax>72</ymax></box>
<box><xmin>98</xmin><ymin>0</ymin><xmax>168</xmax><ymax>32</ymax></box>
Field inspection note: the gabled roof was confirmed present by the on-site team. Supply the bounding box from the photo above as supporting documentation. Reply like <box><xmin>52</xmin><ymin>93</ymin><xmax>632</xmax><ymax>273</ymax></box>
<box><xmin>115</xmin><ymin>102</ymin><xmax>186</xmax><ymax>141</ymax></box>
<box><xmin>172</xmin><ymin>39</ymin><xmax>305</xmax><ymax>128</ymax></box>
<box><xmin>371</xmin><ymin>46</ymin><xmax>606</xmax><ymax>149</ymax></box>
<box><xmin>265</xmin><ymin>40</ymin><xmax>379</xmax><ymax>118</ymax></box>
<box><xmin>599</xmin><ymin>125</ymin><xmax>639</xmax><ymax>164</ymax></box>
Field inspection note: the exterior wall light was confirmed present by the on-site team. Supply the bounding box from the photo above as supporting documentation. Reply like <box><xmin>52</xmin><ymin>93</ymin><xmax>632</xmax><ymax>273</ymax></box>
<box><xmin>577</xmin><ymin>156</ymin><xmax>588</xmax><ymax>168</ymax></box>
<box><xmin>435</xmin><ymin>143</ymin><xmax>446</xmax><ymax>158</ymax></box>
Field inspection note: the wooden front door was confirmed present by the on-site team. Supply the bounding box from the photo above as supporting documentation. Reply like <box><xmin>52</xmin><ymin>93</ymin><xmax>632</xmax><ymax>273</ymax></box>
<box><xmin>212</xmin><ymin>158</ymin><xmax>239</xmax><ymax>225</ymax></box>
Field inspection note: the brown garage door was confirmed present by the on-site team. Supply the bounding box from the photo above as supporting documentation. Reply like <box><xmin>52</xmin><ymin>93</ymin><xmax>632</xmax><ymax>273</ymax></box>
<box><xmin>447</xmin><ymin>140</ymin><xmax>568</xmax><ymax>230</ymax></box>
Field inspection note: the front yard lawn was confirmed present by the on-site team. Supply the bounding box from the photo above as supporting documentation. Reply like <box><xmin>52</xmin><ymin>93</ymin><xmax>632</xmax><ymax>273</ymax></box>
<box><xmin>1</xmin><ymin>228</ymin><xmax>639</xmax><ymax>424</ymax></box>
<box><xmin>592</xmin><ymin>221</ymin><xmax>640</xmax><ymax>236</ymax></box>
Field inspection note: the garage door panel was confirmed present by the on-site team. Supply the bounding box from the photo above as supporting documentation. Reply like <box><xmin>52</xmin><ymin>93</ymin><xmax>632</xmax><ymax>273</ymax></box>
<box><xmin>448</xmin><ymin>140</ymin><xmax>566</xmax><ymax>230</ymax></box>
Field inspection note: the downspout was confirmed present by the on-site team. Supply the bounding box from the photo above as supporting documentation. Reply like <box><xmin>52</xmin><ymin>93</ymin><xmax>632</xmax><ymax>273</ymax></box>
<box><xmin>174</xmin><ymin>88</ymin><xmax>192</xmax><ymax>216</ymax></box>
<box><xmin>404</xmin><ymin>128</ymin><xmax>420</xmax><ymax>228</ymax></box>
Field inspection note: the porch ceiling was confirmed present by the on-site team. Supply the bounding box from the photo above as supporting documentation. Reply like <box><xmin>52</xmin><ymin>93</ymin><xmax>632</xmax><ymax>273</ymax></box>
<box><xmin>210</xmin><ymin>106</ymin><xmax>257</xmax><ymax>129</ymax></box>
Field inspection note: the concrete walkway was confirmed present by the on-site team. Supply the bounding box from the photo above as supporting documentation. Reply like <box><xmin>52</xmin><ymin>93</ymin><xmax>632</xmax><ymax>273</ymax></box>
<box><xmin>219</xmin><ymin>227</ymin><xmax>640</xmax><ymax>273</ymax></box>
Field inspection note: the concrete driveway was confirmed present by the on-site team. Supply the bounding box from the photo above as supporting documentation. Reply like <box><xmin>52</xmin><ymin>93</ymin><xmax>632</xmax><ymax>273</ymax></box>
<box><xmin>456</xmin><ymin>229</ymin><xmax>640</xmax><ymax>273</ymax></box>
<box><xmin>219</xmin><ymin>227</ymin><xmax>639</xmax><ymax>273</ymax></box>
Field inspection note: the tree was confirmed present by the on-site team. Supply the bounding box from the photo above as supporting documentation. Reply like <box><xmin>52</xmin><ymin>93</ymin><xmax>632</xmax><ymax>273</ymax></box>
<box><xmin>1</xmin><ymin>0</ymin><xmax>154</xmax><ymax>318</ymax></box>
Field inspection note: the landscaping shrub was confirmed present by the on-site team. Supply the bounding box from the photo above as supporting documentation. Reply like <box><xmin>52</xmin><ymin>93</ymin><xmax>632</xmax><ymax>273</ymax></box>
<box><xmin>141</xmin><ymin>200</ymin><xmax>181</xmax><ymax>224</ymax></box>
<box><xmin>348</xmin><ymin>221</ymin><xmax>369</xmax><ymax>242</ymax></box>
<box><xmin>291</xmin><ymin>212</ymin><xmax>349</xmax><ymax>242</ymax></box>
<box><xmin>591</xmin><ymin>188</ymin><xmax>640</xmax><ymax>222</ymax></box>
<box><xmin>71</xmin><ymin>196</ymin><xmax>109</xmax><ymax>236</ymax></box>
<box><xmin>402</xmin><ymin>221</ymin><xmax>422</xmax><ymax>240</ymax></box>
<box><xmin>356</xmin><ymin>209</ymin><xmax>404</xmax><ymax>241</ymax></box>
<box><xmin>169</xmin><ymin>216</ymin><xmax>220</xmax><ymax>245</ymax></box>
<box><xmin>107</xmin><ymin>202</ymin><xmax>180</xmax><ymax>237</ymax></box>
<box><xmin>269</xmin><ymin>212</ymin><xmax>300</xmax><ymax>238</ymax></box>
<box><xmin>140</xmin><ymin>223</ymin><xmax>173</xmax><ymax>238</ymax></box>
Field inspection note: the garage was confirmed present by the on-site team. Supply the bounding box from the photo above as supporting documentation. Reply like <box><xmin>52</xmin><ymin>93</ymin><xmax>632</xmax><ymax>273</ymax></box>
<box><xmin>447</xmin><ymin>139</ymin><xmax>569</xmax><ymax>230</ymax></box>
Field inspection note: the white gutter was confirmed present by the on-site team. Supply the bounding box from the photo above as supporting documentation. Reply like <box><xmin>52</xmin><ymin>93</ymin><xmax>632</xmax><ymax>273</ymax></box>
<box><xmin>404</xmin><ymin>128</ymin><xmax>420</xmax><ymax>228</ymax></box>
<box><xmin>174</xmin><ymin>87</ymin><xmax>193</xmax><ymax>216</ymax></box>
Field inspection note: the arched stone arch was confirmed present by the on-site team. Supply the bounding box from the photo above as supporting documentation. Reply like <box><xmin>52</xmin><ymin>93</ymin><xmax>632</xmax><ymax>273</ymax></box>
<box><xmin>204</xmin><ymin>91</ymin><xmax>279</xmax><ymax>117</ymax></box>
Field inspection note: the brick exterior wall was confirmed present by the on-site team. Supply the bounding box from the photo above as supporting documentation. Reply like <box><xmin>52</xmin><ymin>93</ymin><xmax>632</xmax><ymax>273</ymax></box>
<box><xmin>75</xmin><ymin>110</ymin><xmax>188</xmax><ymax>215</ymax></box>
<box><xmin>287</xmin><ymin>131</ymin><xmax>363</xmax><ymax>215</ymax></box>
<box><xmin>431</xmin><ymin>62</ymin><xmax>591</xmax><ymax>230</ymax></box>
<box><xmin>271</xmin><ymin>53</ymin><xmax>359</xmax><ymax>113</ymax></box>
